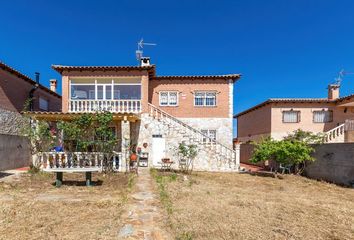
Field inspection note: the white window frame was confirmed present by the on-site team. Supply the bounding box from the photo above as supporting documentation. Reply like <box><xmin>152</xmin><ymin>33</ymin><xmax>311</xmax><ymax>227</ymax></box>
<box><xmin>313</xmin><ymin>110</ymin><xmax>333</xmax><ymax>123</ymax></box>
<box><xmin>159</xmin><ymin>91</ymin><xmax>179</xmax><ymax>106</ymax></box>
<box><xmin>69</xmin><ymin>79</ymin><xmax>142</xmax><ymax>100</ymax></box>
<box><xmin>201</xmin><ymin>129</ymin><xmax>217</xmax><ymax>143</ymax></box>
<box><xmin>194</xmin><ymin>91</ymin><xmax>217</xmax><ymax>107</ymax></box>
<box><xmin>39</xmin><ymin>97</ymin><xmax>49</xmax><ymax>111</ymax></box>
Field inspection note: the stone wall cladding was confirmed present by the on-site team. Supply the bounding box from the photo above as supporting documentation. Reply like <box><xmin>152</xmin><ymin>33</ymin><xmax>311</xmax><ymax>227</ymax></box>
<box><xmin>178</xmin><ymin>118</ymin><xmax>233</xmax><ymax>148</ymax></box>
<box><xmin>134</xmin><ymin>113</ymin><xmax>237</xmax><ymax>172</ymax></box>
<box><xmin>0</xmin><ymin>107</ymin><xmax>27</xmax><ymax>135</ymax></box>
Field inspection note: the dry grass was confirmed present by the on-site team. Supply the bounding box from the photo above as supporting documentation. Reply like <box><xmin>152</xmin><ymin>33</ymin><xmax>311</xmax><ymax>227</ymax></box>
<box><xmin>155</xmin><ymin>171</ymin><xmax>354</xmax><ymax>240</ymax></box>
<box><xmin>0</xmin><ymin>172</ymin><xmax>134</xmax><ymax>240</ymax></box>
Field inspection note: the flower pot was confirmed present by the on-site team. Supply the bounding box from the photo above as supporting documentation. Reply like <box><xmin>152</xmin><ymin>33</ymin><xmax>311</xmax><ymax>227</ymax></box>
<box><xmin>130</xmin><ymin>153</ymin><xmax>138</xmax><ymax>161</ymax></box>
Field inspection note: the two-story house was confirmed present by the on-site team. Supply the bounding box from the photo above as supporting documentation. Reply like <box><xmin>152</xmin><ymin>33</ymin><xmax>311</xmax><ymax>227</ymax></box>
<box><xmin>29</xmin><ymin>58</ymin><xmax>241</xmax><ymax>171</ymax></box>
<box><xmin>235</xmin><ymin>84</ymin><xmax>354</xmax><ymax>143</ymax></box>
<box><xmin>0</xmin><ymin>61</ymin><xmax>61</xmax><ymax>170</ymax></box>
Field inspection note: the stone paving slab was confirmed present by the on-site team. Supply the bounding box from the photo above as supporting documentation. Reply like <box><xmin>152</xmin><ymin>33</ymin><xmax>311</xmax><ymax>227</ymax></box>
<box><xmin>118</xmin><ymin>168</ymin><xmax>170</xmax><ymax>239</ymax></box>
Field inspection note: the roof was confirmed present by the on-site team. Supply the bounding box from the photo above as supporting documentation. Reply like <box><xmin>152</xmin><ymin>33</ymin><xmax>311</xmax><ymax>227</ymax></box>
<box><xmin>0</xmin><ymin>61</ymin><xmax>61</xmax><ymax>98</ymax></box>
<box><xmin>22</xmin><ymin>111</ymin><xmax>140</xmax><ymax>121</ymax></box>
<box><xmin>155</xmin><ymin>74</ymin><xmax>241</xmax><ymax>81</ymax></box>
<box><xmin>52</xmin><ymin>64</ymin><xmax>155</xmax><ymax>73</ymax></box>
<box><xmin>234</xmin><ymin>98</ymin><xmax>335</xmax><ymax>118</ymax></box>
<box><xmin>337</xmin><ymin>93</ymin><xmax>354</xmax><ymax>102</ymax></box>
<box><xmin>52</xmin><ymin>64</ymin><xmax>240</xmax><ymax>82</ymax></box>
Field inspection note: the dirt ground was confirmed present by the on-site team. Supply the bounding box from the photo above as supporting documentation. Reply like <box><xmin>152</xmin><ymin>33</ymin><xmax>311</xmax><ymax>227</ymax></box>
<box><xmin>0</xmin><ymin>172</ymin><xmax>133</xmax><ymax>240</ymax></box>
<box><xmin>156</xmin><ymin>171</ymin><xmax>354</xmax><ymax>240</ymax></box>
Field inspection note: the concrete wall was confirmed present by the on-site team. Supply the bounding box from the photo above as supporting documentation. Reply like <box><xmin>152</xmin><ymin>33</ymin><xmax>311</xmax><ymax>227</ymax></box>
<box><xmin>305</xmin><ymin>143</ymin><xmax>354</xmax><ymax>186</ymax></box>
<box><xmin>0</xmin><ymin>134</ymin><xmax>31</xmax><ymax>171</ymax></box>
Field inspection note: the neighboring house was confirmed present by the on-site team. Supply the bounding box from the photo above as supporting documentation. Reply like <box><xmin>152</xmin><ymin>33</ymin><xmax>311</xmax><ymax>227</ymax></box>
<box><xmin>28</xmin><ymin>57</ymin><xmax>241</xmax><ymax>171</ymax></box>
<box><xmin>0</xmin><ymin>61</ymin><xmax>62</xmax><ymax>170</ymax></box>
<box><xmin>235</xmin><ymin>84</ymin><xmax>354</xmax><ymax>143</ymax></box>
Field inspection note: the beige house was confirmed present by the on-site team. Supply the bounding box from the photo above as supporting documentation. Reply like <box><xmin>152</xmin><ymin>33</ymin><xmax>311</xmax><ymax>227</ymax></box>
<box><xmin>235</xmin><ymin>84</ymin><xmax>354</xmax><ymax>143</ymax></box>
<box><xmin>28</xmin><ymin>58</ymin><xmax>241</xmax><ymax>172</ymax></box>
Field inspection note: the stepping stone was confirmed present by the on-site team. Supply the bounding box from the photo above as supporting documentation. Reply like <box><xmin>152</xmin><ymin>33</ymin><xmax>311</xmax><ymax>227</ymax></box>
<box><xmin>118</xmin><ymin>224</ymin><xmax>134</xmax><ymax>238</ymax></box>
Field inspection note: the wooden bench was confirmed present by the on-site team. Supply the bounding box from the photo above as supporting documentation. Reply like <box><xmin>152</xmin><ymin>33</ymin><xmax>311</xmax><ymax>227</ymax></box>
<box><xmin>43</xmin><ymin>167</ymin><xmax>101</xmax><ymax>187</ymax></box>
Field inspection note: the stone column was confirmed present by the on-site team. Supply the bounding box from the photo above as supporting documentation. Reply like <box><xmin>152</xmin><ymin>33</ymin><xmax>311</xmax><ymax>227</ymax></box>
<box><xmin>234</xmin><ymin>143</ymin><xmax>241</xmax><ymax>171</ymax></box>
<box><xmin>121</xmin><ymin>120</ymin><xmax>130</xmax><ymax>172</ymax></box>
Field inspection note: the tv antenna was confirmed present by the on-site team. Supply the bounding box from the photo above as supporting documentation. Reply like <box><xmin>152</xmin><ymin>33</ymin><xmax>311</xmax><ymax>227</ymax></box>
<box><xmin>136</xmin><ymin>38</ymin><xmax>157</xmax><ymax>61</ymax></box>
<box><xmin>334</xmin><ymin>69</ymin><xmax>354</xmax><ymax>86</ymax></box>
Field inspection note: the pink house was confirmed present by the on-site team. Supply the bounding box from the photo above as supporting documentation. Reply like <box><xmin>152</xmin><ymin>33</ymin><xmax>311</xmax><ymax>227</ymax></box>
<box><xmin>28</xmin><ymin>58</ymin><xmax>241</xmax><ymax>172</ymax></box>
<box><xmin>235</xmin><ymin>84</ymin><xmax>354</xmax><ymax>143</ymax></box>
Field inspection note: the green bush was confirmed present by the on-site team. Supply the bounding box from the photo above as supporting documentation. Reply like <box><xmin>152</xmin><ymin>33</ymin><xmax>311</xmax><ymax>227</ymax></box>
<box><xmin>251</xmin><ymin>130</ymin><xmax>321</xmax><ymax>174</ymax></box>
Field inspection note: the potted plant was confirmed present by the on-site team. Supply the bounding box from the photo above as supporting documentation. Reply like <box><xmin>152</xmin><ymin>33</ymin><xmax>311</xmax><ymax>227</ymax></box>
<box><xmin>130</xmin><ymin>144</ymin><xmax>138</xmax><ymax>161</ymax></box>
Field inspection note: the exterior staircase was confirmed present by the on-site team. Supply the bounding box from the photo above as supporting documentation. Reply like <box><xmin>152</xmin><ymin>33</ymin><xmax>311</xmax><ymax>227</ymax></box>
<box><xmin>324</xmin><ymin>124</ymin><xmax>345</xmax><ymax>143</ymax></box>
<box><xmin>147</xmin><ymin>103</ymin><xmax>240</xmax><ymax>171</ymax></box>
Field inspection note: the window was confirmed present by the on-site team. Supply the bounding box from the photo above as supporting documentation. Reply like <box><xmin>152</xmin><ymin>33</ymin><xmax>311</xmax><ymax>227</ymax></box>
<box><xmin>282</xmin><ymin>110</ymin><xmax>300</xmax><ymax>123</ymax></box>
<box><xmin>159</xmin><ymin>91</ymin><xmax>178</xmax><ymax>106</ymax></box>
<box><xmin>313</xmin><ymin>110</ymin><xmax>333</xmax><ymax>123</ymax></box>
<box><xmin>71</xmin><ymin>85</ymin><xmax>95</xmax><ymax>99</ymax></box>
<box><xmin>194</xmin><ymin>91</ymin><xmax>216</xmax><ymax>106</ymax></box>
<box><xmin>201</xmin><ymin>129</ymin><xmax>217</xmax><ymax>143</ymax></box>
<box><xmin>39</xmin><ymin>97</ymin><xmax>49</xmax><ymax>111</ymax></box>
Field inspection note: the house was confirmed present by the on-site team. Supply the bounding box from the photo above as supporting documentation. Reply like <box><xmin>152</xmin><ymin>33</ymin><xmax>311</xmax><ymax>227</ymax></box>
<box><xmin>0</xmin><ymin>61</ymin><xmax>62</xmax><ymax>170</ymax></box>
<box><xmin>27</xmin><ymin>57</ymin><xmax>241</xmax><ymax>172</ymax></box>
<box><xmin>235</xmin><ymin>84</ymin><xmax>354</xmax><ymax>143</ymax></box>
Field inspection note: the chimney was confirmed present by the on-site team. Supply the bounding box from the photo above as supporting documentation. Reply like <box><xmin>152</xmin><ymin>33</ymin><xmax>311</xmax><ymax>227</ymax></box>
<box><xmin>140</xmin><ymin>57</ymin><xmax>151</xmax><ymax>66</ymax></box>
<box><xmin>328</xmin><ymin>84</ymin><xmax>340</xmax><ymax>100</ymax></box>
<box><xmin>35</xmin><ymin>72</ymin><xmax>40</xmax><ymax>86</ymax></box>
<box><xmin>50</xmin><ymin>79</ymin><xmax>57</xmax><ymax>93</ymax></box>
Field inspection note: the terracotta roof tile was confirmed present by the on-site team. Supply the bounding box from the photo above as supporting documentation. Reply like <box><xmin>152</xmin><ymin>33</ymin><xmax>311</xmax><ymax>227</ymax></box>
<box><xmin>234</xmin><ymin>98</ymin><xmax>335</xmax><ymax>118</ymax></box>
<box><xmin>52</xmin><ymin>64</ymin><xmax>155</xmax><ymax>73</ymax></box>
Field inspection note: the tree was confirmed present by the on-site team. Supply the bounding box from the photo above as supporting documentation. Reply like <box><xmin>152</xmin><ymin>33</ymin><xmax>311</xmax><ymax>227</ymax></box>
<box><xmin>56</xmin><ymin>112</ymin><xmax>118</xmax><ymax>171</ymax></box>
<box><xmin>177</xmin><ymin>142</ymin><xmax>198</xmax><ymax>173</ymax></box>
<box><xmin>251</xmin><ymin>130</ymin><xmax>321</xmax><ymax>174</ymax></box>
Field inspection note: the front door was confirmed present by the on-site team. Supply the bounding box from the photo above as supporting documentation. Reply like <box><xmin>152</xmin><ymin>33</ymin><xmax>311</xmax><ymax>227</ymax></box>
<box><xmin>152</xmin><ymin>134</ymin><xmax>165</xmax><ymax>166</ymax></box>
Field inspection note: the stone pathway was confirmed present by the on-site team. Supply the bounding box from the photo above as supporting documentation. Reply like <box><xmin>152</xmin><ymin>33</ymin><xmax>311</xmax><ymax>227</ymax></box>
<box><xmin>118</xmin><ymin>168</ymin><xmax>170</xmax><ymax>240</ymax></box>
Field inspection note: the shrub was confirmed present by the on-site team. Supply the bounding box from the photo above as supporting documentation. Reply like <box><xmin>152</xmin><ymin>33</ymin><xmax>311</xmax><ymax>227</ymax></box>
<box><xmin>251</xmin><ymin>130</ymin><xmax>321</xmax><ymax>174</ymax></box>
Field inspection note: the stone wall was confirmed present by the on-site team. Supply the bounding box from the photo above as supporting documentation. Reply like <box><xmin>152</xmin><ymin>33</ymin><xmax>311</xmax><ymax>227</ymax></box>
<box><xmin>134</xmin><ymin>113</ymin><xmax>237</xmax><ymax>171</ymax></box>
<box><xmin>304</xmin><ymin>143</ymin><xmax>354</xmax><ymax>186</ymax></box>
<box><xmin>0</xmin><ymin>134</ymin><xmax>31</xmax><ymax>171</ymax></box>
<box><xmin>178</xmin><ymin>117</ymin><xmax>233</xmax><ymax>148</ymax></box>
<box><xmin>0</xmin><ymin>107</ymin><xmax>27</xmax><ymax>135</ymax></box>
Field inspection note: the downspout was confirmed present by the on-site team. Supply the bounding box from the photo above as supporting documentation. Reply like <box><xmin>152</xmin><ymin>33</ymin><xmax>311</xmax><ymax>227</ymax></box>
<box><xmin>29</xmin><ymin>72</ymin><xmax>40</xmax><ymax>111</ymax></box>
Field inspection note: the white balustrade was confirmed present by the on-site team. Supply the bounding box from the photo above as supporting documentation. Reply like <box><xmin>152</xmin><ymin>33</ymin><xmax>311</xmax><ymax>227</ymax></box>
<box><xmin>69</xmin><ymin>100</ymin><xmax>142</xmax><ymax>113</ymax></box>
<box><xmin>324</xmin><ymin>124</ymin><xmax>345</xmax><ymax>143</ymax></box>
<box><xmin>37</xmin><ymin>152</ymin><xmax>122</xmax><ymax>171</ymax></box>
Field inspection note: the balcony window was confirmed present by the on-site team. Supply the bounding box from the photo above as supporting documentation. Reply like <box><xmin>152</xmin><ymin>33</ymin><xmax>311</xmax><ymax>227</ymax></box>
<box><xmin>282</xmin><ymin>110</ymin><xmax>300</xmax><ymax>123</ymax></box>
<box><xmin>313</xmin><ymin>110</ymin><xmax>333</xmax><ymax>123</ymax></box>
<box><xmin>71</xmin><ymin>85</ymin><xmax>95</xmax><ymax>99</ymax></box>
<box><xmin>113</xmin><ymin>85</ymin><xmax>141</xmax><ymax>100</ymax></box>
<box><xmin>194</xmin><ymin>91</ymin><xmax>216</xmax><ymax>106</ymax></box>
<box><xmin>70</xmin><ymin>82</ymin><xmax>141</xmax><ymax>100</ymax></box>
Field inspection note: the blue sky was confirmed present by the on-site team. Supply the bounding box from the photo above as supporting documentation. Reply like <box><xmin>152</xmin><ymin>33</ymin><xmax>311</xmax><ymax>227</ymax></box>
<box><xmin>1</xmin><ymin>0</ymin><xmax>354</xmax><ymax>135</ymax></box>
